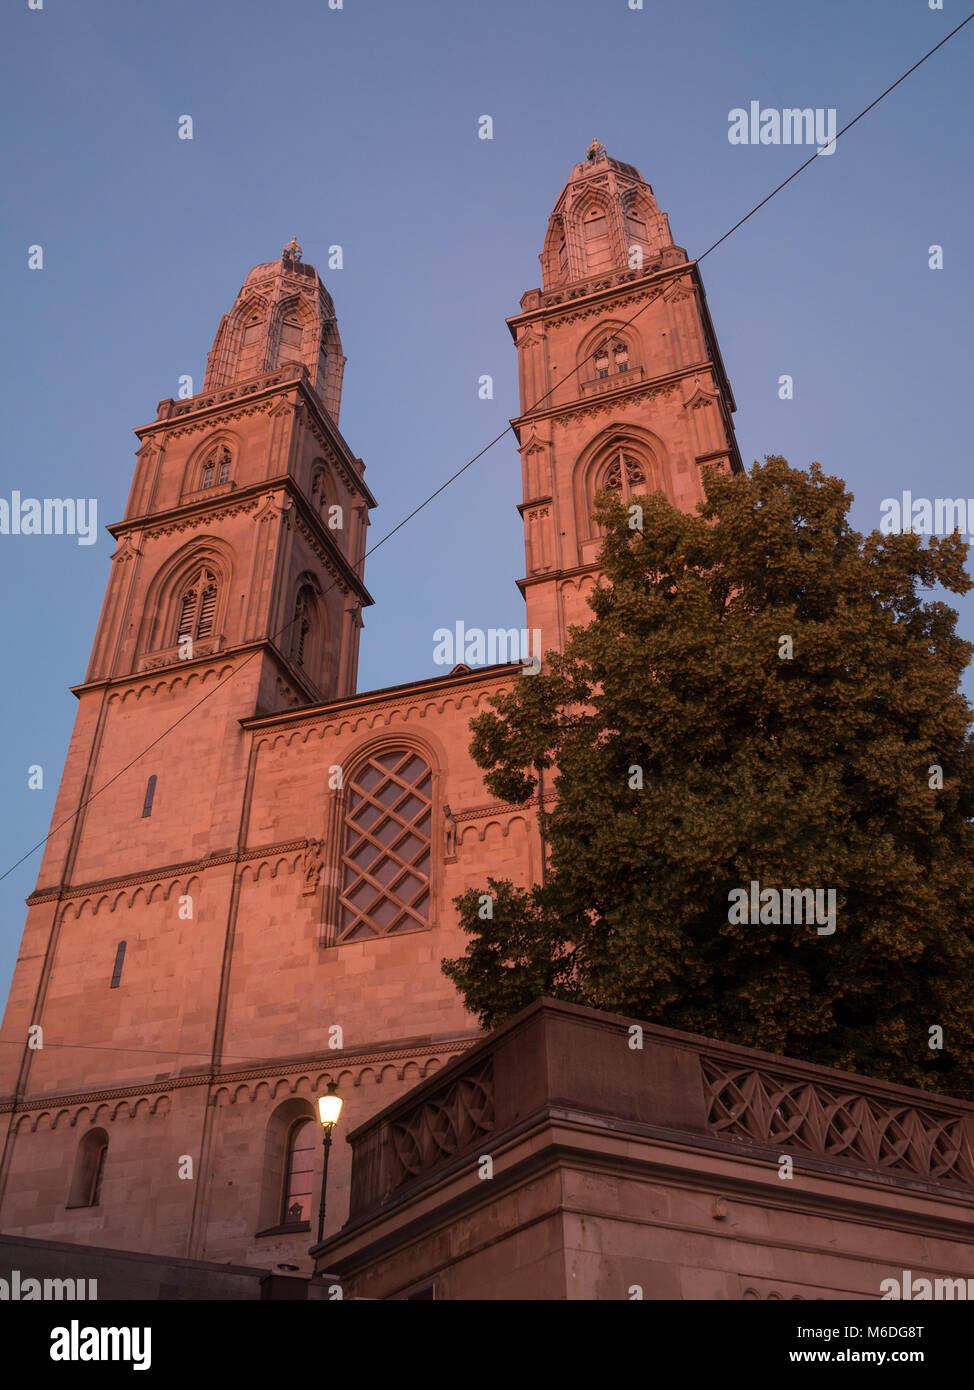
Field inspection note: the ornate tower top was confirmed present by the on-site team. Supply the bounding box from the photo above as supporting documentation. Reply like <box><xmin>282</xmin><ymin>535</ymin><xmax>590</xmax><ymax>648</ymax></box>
<box><xmin>203</xmin><ymin>245</ymin><xmax>346</xmax><ymax>423</ymax></box>
<box><xmin>539</xmin><ymin>145</ymin><xmax>685</xmax><ymax>293</ymax></box>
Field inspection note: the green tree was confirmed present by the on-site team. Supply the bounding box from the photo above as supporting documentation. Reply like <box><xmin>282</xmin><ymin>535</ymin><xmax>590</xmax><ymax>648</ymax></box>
<box><xmin>443</xmin><ymin>458</ymin><xmax>974</xmax><ymax>1090</ymax></box>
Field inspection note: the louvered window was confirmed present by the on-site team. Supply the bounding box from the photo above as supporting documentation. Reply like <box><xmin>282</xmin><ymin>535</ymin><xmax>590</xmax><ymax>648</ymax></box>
<box><xmin>338</xmin><ymin>750</ymin><xmax>433</xmax><ymax>942</ymax></box>
<box><xmin>175</xmin><ymin>567</ymin><xmax>219</xmax><ymax>644</ymax></box>
<box><xmin>177</xmin><ymin>591</ymin><xmax>196</xmax><ymax>640</ymax></box>
<box><xmin>197</xmin><ymin>586</ymin><xmax>217</xmax><ymax>636</ymax></box>
<box><xmin>291</xmin><ymin>586</ymin><xmax>317</xmax><ymax>669</ymax></box>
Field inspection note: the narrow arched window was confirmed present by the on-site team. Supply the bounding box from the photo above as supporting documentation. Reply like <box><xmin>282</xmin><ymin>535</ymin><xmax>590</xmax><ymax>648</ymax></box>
<box><xmin>110</xmin><ymin>941</ymin><xmax>126</xmax><ymax>988</ymax></box>
<box><xmin>339</xmin><ymin>748</ymin><xmax>433</xmax><ymax>942</ymax></box>
<box><xmin>90</xmin><ymin>1143</ymin><xmax>108</xmax><ymax>1205</ymax></box>
<box><xmin>175</xmin><ymin>567</ymin><xmax>220</xmax><ymax>644</ymax></box>
<box><xmin>281</xmin><ymin>1118</ymin><xmax>316</xmax><ymax>1225</ymax></box>
<box><xmin>290</xmin><ymin>585</ymin><xmax>317</xmax><ymax>669</ymax></box>
<box><xmin>201</xmin><ymin>462</ymin><xmax>215</xmax><ymax>489</ymax></box>
<box><xmin>67</xmin><ymin>1128</ymin><xmax>109</xmax><ymax>1208</ymax></box>
<box><xmin>614</xmin><ymin>342</ymin><xmax>629</xmax><ymax>372</ymax></box>
<box><xmin>142</xmin><ymin>776</ymin><xmax>156</xmax><ymax>817</ymax></box>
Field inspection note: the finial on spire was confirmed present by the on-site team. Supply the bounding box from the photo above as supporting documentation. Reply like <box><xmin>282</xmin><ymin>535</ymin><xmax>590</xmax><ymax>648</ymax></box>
<box><xmin>283</xmin><ymin>236</ymin><xmax>303</xmax><ymax>262</ymax></box>
<box><xmin>586</xmin><ymin>138</ymin><xmax>606</xmax><ymax>163</ymax></box>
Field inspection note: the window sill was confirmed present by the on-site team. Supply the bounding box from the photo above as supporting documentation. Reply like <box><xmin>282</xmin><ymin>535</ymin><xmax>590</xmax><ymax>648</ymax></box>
<box><xmin>138</xmin><ymin>636</ymin><xmax>225</xmax><ymax>673</ymax></box>
<box><xmin>254</xmin><ymin>1222</ymin><xmax>311</xmax><ymax>1239</ymax></box>
<box><xmin>181</xmin><ymin>482</ymin><xmax>236</xmax><ymax>504</ymax></box>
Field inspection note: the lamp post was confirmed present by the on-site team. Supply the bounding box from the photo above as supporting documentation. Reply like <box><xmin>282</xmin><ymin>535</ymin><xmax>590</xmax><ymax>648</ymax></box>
<box><xmin>316</xmin><ymin>1082</ymin><xmax>343</xmax><ymax>1247</ymax></box>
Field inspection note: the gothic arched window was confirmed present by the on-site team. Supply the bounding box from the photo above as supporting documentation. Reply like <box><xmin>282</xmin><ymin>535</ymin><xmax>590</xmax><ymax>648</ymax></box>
<box><xmin>602</xmin><ymin>449</ymin><xmax>647</xmax><ymax>503</ymax></box>
<box><xmin>338</xmin><ymin>748</ymin><xmax>433</xmax><ymax>942</ymax></box>
<box><xmin>67</xmin><ymin>1129</ymin><xmax>109</xmax><ymax>1208</ymax></box>
<box><xmin>281</xmin><ymin>1118</ymin><xmax>315</xmax><ymax>1225</ymax></box>
<box><xmin>176</xmin><ymin>567</ymin><xmax>219</xmax><ymax>643</ymax></box>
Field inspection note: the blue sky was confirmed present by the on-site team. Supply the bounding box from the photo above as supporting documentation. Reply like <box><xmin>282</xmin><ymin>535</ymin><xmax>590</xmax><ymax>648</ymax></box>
<box><xmin>1</xmin><ymin>0</ymin><xmax>972</xmax><ymax>1001</ymax></box>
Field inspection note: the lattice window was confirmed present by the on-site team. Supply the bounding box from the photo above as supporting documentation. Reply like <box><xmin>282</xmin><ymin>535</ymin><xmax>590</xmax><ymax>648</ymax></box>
<box><xmin>338</xmin><ymin>749</ymin><xmax>433</xmax><ymax>942</ymax></box>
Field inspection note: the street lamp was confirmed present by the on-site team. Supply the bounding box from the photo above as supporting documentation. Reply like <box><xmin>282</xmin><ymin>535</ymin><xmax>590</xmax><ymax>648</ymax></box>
<box><xmin>315</xmin><ymin>1082</ymin><xmax>343</xmax><ymax>1246</ymax></box>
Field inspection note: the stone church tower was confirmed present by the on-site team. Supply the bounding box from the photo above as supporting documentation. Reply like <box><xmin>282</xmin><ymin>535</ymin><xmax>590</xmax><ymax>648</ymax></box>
<box><xmin>511</xmin><ymin>140</ymin><xmax>741</xmax><ymax>651</ymax></box>
<box><xmin>0</xmin><ymin>152</ymin><xmax>740</xmax><ymax>1276</ymax></box>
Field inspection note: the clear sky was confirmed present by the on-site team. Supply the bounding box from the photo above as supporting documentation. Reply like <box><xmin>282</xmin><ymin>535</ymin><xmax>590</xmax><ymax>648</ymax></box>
<box><xmin>1</xmin><ymin>0</ymin><xmax>972</xmax><ymax>1002</ymax></box>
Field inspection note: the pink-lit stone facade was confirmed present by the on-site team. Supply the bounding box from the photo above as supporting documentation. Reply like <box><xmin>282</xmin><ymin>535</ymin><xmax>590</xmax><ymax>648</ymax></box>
<box><xmin>0</xmin><ymin>151</ymin><xmax>742</xmax><ymax>1276</ymax></box>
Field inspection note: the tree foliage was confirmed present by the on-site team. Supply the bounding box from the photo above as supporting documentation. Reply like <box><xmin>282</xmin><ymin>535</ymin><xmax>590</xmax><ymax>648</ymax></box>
<box><xmin>442</xmin><ymin>458</ymin><xmax>974</xmax><ymax>1090</ymax></box>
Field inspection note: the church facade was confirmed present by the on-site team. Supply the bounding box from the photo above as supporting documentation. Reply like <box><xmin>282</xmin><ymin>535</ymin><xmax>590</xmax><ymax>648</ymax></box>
<box><xmin>0</xmin><ymin>146</ymin><xmax>742</xmax><ymax>1276</ymax></box>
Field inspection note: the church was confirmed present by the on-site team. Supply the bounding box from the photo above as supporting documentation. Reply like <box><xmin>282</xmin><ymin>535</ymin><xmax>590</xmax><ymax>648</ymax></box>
<box><xmin>0</xmin><ymin>144</ymin><xmax>744</xmax><ymax>1278</ymax></box>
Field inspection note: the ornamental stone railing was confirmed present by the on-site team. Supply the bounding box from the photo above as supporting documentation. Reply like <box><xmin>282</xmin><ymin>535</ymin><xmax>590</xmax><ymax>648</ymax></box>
<box><xmin>702</xmin><ymin>1058</ymin><xmax>974</xmax><ymax>1187</ymax></box>
<box><xmin>156</xmin><ymin>366</ymin><xmax>305</xmax><ymax>420</ymax></box>
<box><xmin>343</xmin><ymin>1000</ymin><xmax>974</xmax><ymax>1222</ymax></box>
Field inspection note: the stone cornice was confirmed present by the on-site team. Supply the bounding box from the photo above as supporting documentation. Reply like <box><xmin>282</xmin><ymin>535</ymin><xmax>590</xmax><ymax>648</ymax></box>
<box><xmin>239</xmin><ymin>662</ymin><xmax>521</xmax><ymax>734</ymax></box>
<box><xmin>67</xmin><ymin>640</ymin><xmax>308</xmax><ymax>703</ymax></box>
<box><xmin>26</xmin><ymin>837</ymin><xmax>310</xmax><ymax>906</ymax></box>
<box><xmin>317</xmin><ymin>1118</ymin><xmax>974</xmax><ymax>1282</ymax></box>
<box><xmin>0</xmin><ymin>1035</ymin><xmax>481</xmax><ymax>1116</ymax></box>
<box><xmin>133</xmin><ymin>369</ymin><xmax>375</xmax><ymax>507</ymax></box>
<box><xmin>516</xmin><ymin>559</ymin><xmax>600</xmax><ymax>597</ymax></box>
<box><xmin>454</xmin><ymin>794</ymin><xmax>555</xmax><ymax>823</ymax></box>
<box><xmin>106</xmin><ymin>478</ymin><xmax>373</xmax><ymax>609</ymax></box>
<box><xmin>506</xmin><ymin>260</ymin><xmax>696</xmax><ymax>337</ymax></box>
<box><xmin>510</xmin><ymin>362</ymin><xmax>713</xmax><ymax>435</ymax></box>
<box><xmin>25</xmin><ymin>797</ymin><xmax>552</xmax><ymax>906</ymax></box>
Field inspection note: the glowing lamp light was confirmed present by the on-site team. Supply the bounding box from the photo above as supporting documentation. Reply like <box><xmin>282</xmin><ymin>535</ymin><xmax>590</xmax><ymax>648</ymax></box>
<box><xmin>317</xmin><ymin>1083</ymin><xmax>343</xmax><ymax>1128</ymax></box>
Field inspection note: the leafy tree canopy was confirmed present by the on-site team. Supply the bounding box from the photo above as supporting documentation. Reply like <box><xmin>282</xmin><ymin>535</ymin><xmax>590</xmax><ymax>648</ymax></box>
<box><xmin>443</xmin><ymin>458</ymin><xmax>974</xmax><ymax>1091</ymax></box>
